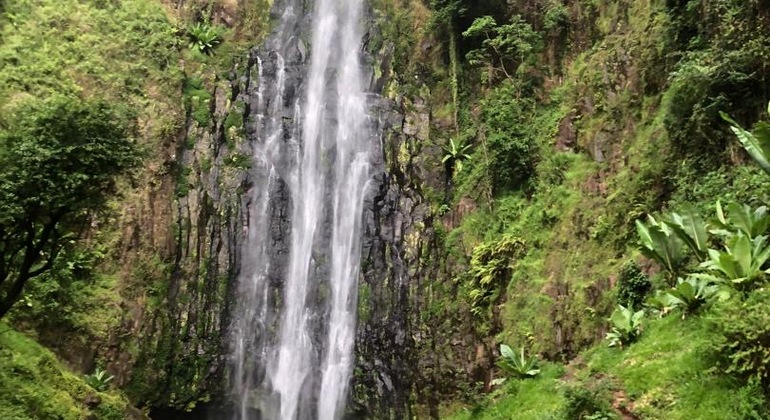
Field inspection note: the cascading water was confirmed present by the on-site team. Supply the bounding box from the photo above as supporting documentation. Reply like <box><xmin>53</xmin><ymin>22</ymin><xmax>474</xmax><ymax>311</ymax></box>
<box><xmin>230</xmin><ymin>0</ymin><xmax>375</xmax><ymax>418</ymax></box>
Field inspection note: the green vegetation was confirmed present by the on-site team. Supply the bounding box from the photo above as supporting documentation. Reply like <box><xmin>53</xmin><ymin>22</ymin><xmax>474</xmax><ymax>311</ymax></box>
<box><xmin>417</xmin><ymin>0</ymin><xmax>770</xmax><ymax>417</ymax></box>
<box><xmin>0</xmin><ymin>322</ymin><xmax>129</xmax><ymax>419</ymax></box>
<box><xmin>0</xmin><ymin>95</ymin><xmax>139</xmax><ymax>318</ymax></box>
<box><xmin>187</xmin><ymin>22</ymin><xmax>222</xmax><ymax>55</ymax></box>
<box><xmin>0</xmin><ymin>0</ymin><xmax>269</xmax><ymax>415</ymax></box>
<box><xmin>445</xmin><ymin>363</ymin><xmax>565</xmax><ymax>420</ymax></box>
<box><xmin>615</xmin><ymin>262</ymin><xmax>651</xmax><ymax>311</ymax></box>
<box><xmin>713</xmin><ymin>292</ymin><xmax>770</xmax><ymax>393</ymax></box>
<box><xmin>443</xmin><ymin>138</ymin><xmax>473</xmax><ymax>175</ymax></box>
<box><xmin>85</xmin><ymin>367</ymin><xmax>115</xmax><ymax>392</ymax></box>
<box><xmin>605</xmin><ymin>305</ymin><xmax>644</xmax><ymax>348</ymax></box>
<box><xmin>651</xmin><ymin>276</ymin><xmax>724</xmax><ymax>318</ymax></box>
<box><xmin>3</xmin><ymin>0</ymin><xmax>770</xmax><ymax>417</ymax></box>
<box><xmin>497</xmin><ymin>344</ymin><xmax>540</xmax><ymax>379</ymax></box>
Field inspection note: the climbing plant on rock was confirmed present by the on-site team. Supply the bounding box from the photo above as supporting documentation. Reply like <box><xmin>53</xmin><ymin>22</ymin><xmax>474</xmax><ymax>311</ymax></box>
<box><xmin>466</xmin><ymin>234</ymin><xmax>525</xmax><ymax>317</ymax></box>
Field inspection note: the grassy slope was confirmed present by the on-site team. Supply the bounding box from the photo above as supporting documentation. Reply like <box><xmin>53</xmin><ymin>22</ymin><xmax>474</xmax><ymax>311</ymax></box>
<box><xmin>432</xmin><ymin>0</ymin><xmax>770</xmax><ymax>417</ymax></box>
<box><xmin>0</xmin><ymin>322</ymin><xmax>130</xmax><ymax>420</ymax></box>
<box><xmin>446</xmin><ymin>315</ymin><xmax>765</xmax><ymax>419</ymax></box>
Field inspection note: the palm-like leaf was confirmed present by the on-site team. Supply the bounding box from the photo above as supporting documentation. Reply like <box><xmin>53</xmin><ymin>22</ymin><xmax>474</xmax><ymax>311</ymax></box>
<box><xmin>665</xmin><ymin>205</ymin><xmax>709</xmax><ymax>261</ymax></box>
<box><xmin>661</xmin><ymin>276</ymin><xmax>726</xmax><ymax>317</ymax></box>
<box><xmin>713</xmin><ymin>201</ymin><xmax>770</xmax><ymax>240</ymax></box>
<box><xmin>442</xmin><ymin>138</ymin><xmax>472</xmax><ymax>175</ymax></box>
<box><xmin>85</xmin><ymin>367</ymin><xmax>114</xmax><ymax>392</ymax></box>
<box><xmin>187</xmin><ymin>22</ymin><xmax>221</xmax><ymax>55</ymax></box>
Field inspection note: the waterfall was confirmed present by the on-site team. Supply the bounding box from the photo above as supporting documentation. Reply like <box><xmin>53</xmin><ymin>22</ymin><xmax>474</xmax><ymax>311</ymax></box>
<box><xmin>230</xmin><ymin>0</ymin><xmax>374</xmax><ymax>418</ymax></box>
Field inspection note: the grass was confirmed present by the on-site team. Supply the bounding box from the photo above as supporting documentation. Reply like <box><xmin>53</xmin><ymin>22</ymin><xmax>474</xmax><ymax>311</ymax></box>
<box><xmin>584</xmin><ymin>315</ymin><xmax>766</xmax><ymax>419</ymax></box>
<box><xmin>0</xmin><ymin>322</ymin><xmax>129</xmax><ymax>420</ymax></box>
<box><xmin>444</xmin><ymin>363</ymin><xmax>566</xmax><ymax>420</ymax></box>
<box><xmin>446</xmin><ymin>314</ymin><xmax>767</xmax><ymax>419</ymax></box>
<box><xmin>0</xmin><ymin>0</ymin><xmax>181</xmax><ymax>103</ymax></box>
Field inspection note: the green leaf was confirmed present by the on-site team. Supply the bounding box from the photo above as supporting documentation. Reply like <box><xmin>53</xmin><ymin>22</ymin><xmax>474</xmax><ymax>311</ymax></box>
<box><xmin>721</xmin><ymin>111</ymin><xmax>770</xmax><ymax>176</ymax></box>
<box><xmin>500</xmin><ymin>344</ymin><xmax>514</xmax><ymax>360</ymax></box>
<box><xmin>666</xmin><ymin>206</ymin><xmax>708</xmax><ymax>260</ymax></box>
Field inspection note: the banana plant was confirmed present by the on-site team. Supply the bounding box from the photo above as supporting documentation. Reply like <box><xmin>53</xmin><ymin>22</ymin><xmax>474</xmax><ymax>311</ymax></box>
<box><xmin>605</xmin><ymin>305</ymin><xmax>644</xmax><ymax>348</ymax></box>
<box><xmin>701</xmin><ymin>233</ymin><xmax>770</xmax><ymax>288</ymax></box>
<box><xmin>498</xmin><ymin>344</ymin><xmax>540</xmax><ymax>379</ymax></box>
<box><xmin>720</xmin><ymin>102</ymin><xmax>770</xmax><ymax>177</ymax></box>
<box><xmin>635</xmin><ymin>216</ymin><xmax>686</xmax><ymax>277</ymax></box>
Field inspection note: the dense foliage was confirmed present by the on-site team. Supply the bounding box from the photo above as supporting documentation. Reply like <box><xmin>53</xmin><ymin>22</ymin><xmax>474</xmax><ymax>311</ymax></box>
<box><xmin>3</xmin><ymin>0</ymin><xmax>770</xmax><ymax>417</ymax></box>
<box><xmin>0</xmin><ymin>96</ymin><xmax>138</xmax><ymax>318</ymax></box>
<box><xmin>422</xmin><ymin>0</ymin><xmax>770</xmax><ymax>417</ymax></box>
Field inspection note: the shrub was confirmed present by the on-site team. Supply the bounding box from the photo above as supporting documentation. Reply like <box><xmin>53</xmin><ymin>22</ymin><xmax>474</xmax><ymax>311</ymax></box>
<box><xmin>701</xmin><ymin>232</ymin><xmax>770</xmax><ymax>290</ymax></box>
<box><xmin>713</xmin><ymin>291</ymin><xmax>770</xmax><ymax>393</ymax></box>
<box><xmin>479</xmin><ymin>82</ymin><xmax>538</xmax><ymax>194</ymax></box>
<box><xmin>616</xmin><ymin>261</ymin><xmax>651</xmax><ymax>310</ymax></box>
<box><xmin>561</xmin><ymin>382</ymin><xmax>615</xmax><ymax>420</ymax></box>
<box><xmin>661</xmin><ymin>275</ymin><xmax>726</xmax><ymax>317</ymax></box>
<box><xmin>442</xmin><ymin>138</ymin><xmax>473</xmax><ymax>177</ymax></box>
<box><xmin>187</xmin><ymin>22</ymin><xmax>221</xmax><ymax>55</ymax></box>
<box><xmin>635</xmin><ymin>216</ymin><xmax>686</xmax><ymax>278</ymax></box>
<box><xmin>466</xmin><ymin>234</ymin><xmax>525</xmax><ymax>317</ymax></box>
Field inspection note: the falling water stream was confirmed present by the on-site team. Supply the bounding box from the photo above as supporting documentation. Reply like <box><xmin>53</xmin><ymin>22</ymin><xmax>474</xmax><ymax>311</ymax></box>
<box><xmin>231</xmin><ymin>0</ymin><xmax>374</xmax><ymax>418</ymax></box>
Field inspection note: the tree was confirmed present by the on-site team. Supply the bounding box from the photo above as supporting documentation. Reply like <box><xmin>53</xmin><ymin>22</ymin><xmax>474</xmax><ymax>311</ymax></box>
<box><xmin>462</xmin><ymin>15</ymin><xmax>542</xmax><ymax>84</ymax></box>
<box><xmin>0</xmin><ymin>95</ymin><xmax>139</xmax><ymax>318</ymax></box>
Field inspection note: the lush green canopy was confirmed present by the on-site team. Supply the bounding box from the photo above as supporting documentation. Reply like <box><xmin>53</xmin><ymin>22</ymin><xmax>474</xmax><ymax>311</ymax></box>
<box><xmin>0</xmin><ymin>95</ymin><xmax>139</xmax><ymax>317</ymax></box>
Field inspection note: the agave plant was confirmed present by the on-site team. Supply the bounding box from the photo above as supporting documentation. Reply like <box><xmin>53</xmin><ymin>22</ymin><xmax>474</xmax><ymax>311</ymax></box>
<box><xmin>187</xmin><ymin>22</ymin><xmax>221</xmax><ymax>55</ymax></box>
<box><xmin>605</xmin><ymin>305</ymin><xmax>644</xmax><ymax>348</ymax></box>
<box><xmin>442</xmin><ymin>138</ymin><xmax>472</xmax><ymax>175</ymax></box>
<box><xmin>497</xmin><ymin>344</ymin><xmax>540</xmax><ymax>379</ymax></box>
<box><xmin>85</xmin><ymin>367</ymin><xmax>114</xmax><ymax>392</ymax></box>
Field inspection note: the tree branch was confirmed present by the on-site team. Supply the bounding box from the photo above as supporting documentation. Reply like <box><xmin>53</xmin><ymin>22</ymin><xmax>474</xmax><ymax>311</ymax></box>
<box><xmin>0</xmin><ymin>209</ymin><xmax>66</xmax><ymax>318</ymax></box>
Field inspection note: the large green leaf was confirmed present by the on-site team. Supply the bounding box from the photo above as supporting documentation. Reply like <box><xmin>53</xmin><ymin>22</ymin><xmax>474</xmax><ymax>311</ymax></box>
<box><xmin>636</xmin><ymin>215</ymin><xmax>687</xmax><ymax>276</ymax></box>
<box><xmin>500</xmin><ymin>344</ymin><xmax>514</xmax><ymax>360</ymax></box>
<box><xmin>752</xmin><ymin>235</ymin><xmax>770</xmax><ymax>270</ymax></box>
<box><xmin>721</xmin><ymin>110</ymin><xmax>770</xmax><ymax>176</ymax></box>
<box><xmin>667</xmin><ymin>205</ymin><xmax>709</xmax><ymax>260</ymax></box>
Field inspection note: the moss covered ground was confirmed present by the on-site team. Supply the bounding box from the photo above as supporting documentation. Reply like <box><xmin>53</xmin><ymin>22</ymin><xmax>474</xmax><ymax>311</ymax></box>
<box><xmin>0</xmin><ymin>322</ymin><xmax>131</xmax><ymax>419</ymax></box>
